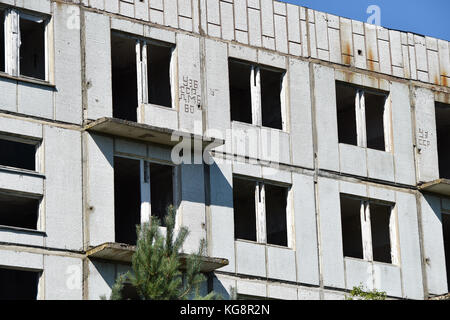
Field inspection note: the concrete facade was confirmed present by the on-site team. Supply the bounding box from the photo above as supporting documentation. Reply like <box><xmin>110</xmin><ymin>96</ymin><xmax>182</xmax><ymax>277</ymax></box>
<box><xmin>0</xmin><ymin>0</ymin><xmax>448</xmax><ymax>300</ymax></box>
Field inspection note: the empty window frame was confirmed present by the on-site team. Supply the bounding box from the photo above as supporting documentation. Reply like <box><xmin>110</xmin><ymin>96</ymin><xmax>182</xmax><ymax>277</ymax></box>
<box><xmin>340</xmin><ymin>194</ymin><xmax>396</xmax><ymax>264</ymax></box>
<box><xmin>233</xmin><ymin>176</ymin><xmax>290</xmax><ymax>247</ymax></box>
<box><xmin>111</xmin><ymin>32</ymin><xmax>175</xmax><ymax>122</ymax></box>
<box><xmin>0</xmin><ymin>9</ymin><xmax>5</xmax><ymax>72</ymax></box>
<box><xmin>2</xmin><ymin>9</ymin><xmax>48</xmax><ymax>80</ymax></box>
<box><xmin>0</xmin><ymin>268</ymin><xmax>40</xmax><ymax>300</ymax></box>
<box><xmin>336</xmin><ymin>82</ymin><xmax>390</xmax><ymax>152</ymax></box>
<box><xmin>0</xmin><ymin>136</ymin><xmax>38</xmax><ymax>171</ymax></box>
<box><xmin>435</xmin><ymin>102</ymin><xmax>450</xmax><ymax>179</ymax></box>
<box><xmin>228</xmin><ymin>59</ymin><xmax>286</xmax><ymax>130</ymax></box>
<box><xmin>114</xmin><ymin>156</ymin><xmax>176</xmax><ymax>245</ymax></box>
<box><xmin>0</xmin><ymin>192</ymin><xmax>40</xmax><ymax>230</ymax></box>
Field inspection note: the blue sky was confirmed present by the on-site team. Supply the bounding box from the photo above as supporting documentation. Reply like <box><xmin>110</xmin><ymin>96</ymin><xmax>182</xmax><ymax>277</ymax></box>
<box><xmin>281</xmin><ymin>0</ymin><xmax>450</xmax><ymax>41</ymax></box>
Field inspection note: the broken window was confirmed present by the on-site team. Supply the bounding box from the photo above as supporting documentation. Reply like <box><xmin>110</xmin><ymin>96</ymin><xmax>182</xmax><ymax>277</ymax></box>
<box><xmin>336</xmin><ymin>82</ymin><xmax>390</xmax><ymax>151</ymax></box>
<box><xmin>340</xmin><ymin>195</ymin><xmax>364</xmax><ymax>259</ymax></box>
<box><xmin>229</xmin><ymin>59</ymin><xmax>252</xmax><ymax>124</ymax></box>
<box><xmin>370</xmin><ymin>202</ymin><xmax>392</xmax><ymax>263</ymax></box>
<box><xmin>233</xmin><ymin>177</ymin><xmax>257</xmax><ymax>242</ymax></box>
<box><xmin>114</xmin><ymin>157</ymin><xmax>141</xmax><ymax>245</ymax></box>
<box><xmin>265</xmin><ymin>184</ymin><xmax>288</xmax><ymax>246</ymax></box>
<box><xmin>229</xmin><ymin>59</ymin><xmax>286</xmax><ymax>130</ymax></box>
<box><xmin>0</xmin><ymin>9</ymin><xmax>4</xmax><ymax>72</ymax></box>
<box><xmin>435</xmin><ymin>103</ymin><xmax>450</xmax><ymax>179</ymax></box>
<box><xmin>0</xmin><ymin>268</ymin><xmax>39</xmax><ymax>300</ymax></box>
<box><xmin>147</xmin><ymin>43</ymin><xmax>173</xmax><ymax>108</ymax></box>
<box><xmin>112</xmin><ymin>33</ymin><xmax>138</xmax><ymax>122</ymax></box>
<box><xmin>442</xmin><ymin>213</ymin><xmax>450</xmax><ymax>291</ymax></box>
<box><xmin>261</xmin><ymin>68</ymin><xmax>283</xmax><ymax>130</ymax></box>
<box><xmin>112</xmin><ymin>32</ymin><xmax>175</xmax><ymax>122</ymax></box>
<box><xmin>19</xmin><ymin>14</ymin><xmax>46</xmax><ymax>80</ymax></box>
<box><xmin>0</xmin><ymin>192</ymin><xmax>40</xmax><ymax>230</ymax></box>
<box><xmin>233</xmin><ymin>176</ymin><xmax>290</xmax><ymax>247</ymax></box>
<box><xmin>0</xmin><ymin>137</ymin><xmax>37</xmax><ymax>171</ymax></box>
<box><xmin>340</xmin><ymin>194</ymin><xmax>395</xmax><ymax>264</ymax></box>
<box><xmin>150</xmin><ymin>163</ymin><xmax>174</xmax><ymax>226</ymax></box>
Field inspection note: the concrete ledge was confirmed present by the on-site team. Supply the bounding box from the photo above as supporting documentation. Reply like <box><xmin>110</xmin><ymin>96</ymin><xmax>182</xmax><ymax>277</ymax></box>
<box><xmin>419</xmin><ymin>179</ymin><xmax>450</xmax><ymax>196</ymax></box>
<box><xmin>85</xmin><ymin>117</ymin><xmax>224</xmax><ymax>149</ymax></box>
<box><xmin>86</xmin><ymin>242</ymin><xmax>229</xmax><ymax>272</ymax></box>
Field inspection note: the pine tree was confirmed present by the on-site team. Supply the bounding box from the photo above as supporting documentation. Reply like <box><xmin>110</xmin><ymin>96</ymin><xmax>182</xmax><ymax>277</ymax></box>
<box><xmin>109</xmin><ymin>205</ymin><xmax>220</xmax><ymax>300</ymax></box>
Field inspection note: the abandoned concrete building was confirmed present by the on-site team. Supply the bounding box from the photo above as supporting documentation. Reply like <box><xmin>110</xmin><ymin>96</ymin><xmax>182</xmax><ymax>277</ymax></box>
<box><xmin>0</xmin><ymin>0</ymin><xmax>449</xmax><ymax>300</ymax></box>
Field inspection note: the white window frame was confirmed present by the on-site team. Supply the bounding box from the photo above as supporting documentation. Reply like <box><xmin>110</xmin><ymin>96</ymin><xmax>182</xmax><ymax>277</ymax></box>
<box><xmin>230</xmin><ymin>60</ymin><xmax>288</xmax><ymax>132</ymax></box>
<box><xmin>338</xmin><ymin>83</ymin><xmax>392</xmax><ymax>152</ymax></box>
<box><xmin>2</xmin><ymin>7</ymin><xmax>50</xmax><ymax>81</ymax></box>
<box><xmin>234</xmin><ymin>176</ymin><xmax>293</xmax><ymax>248</ymax></box>
<box><xmin>342</xmin><ymin>196</ymin><xmax>399</xmax><ymax>265</ymax></box>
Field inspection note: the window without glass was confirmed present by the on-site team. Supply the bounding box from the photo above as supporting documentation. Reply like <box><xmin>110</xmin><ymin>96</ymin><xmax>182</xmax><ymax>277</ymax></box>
<box><xmin>0</xmin><ymin>192</ymin><xmax>40</xmax><ymax>230</ymax></box>
<box><xmin>19</xmin><ymin>16</ymin><xmax>46</xmax><ymax>80</ymax></box>
<box><xmin>233</xmin><ymin>178</ymin><xmax>257</xmax><ymax>242</ymax></box>
<box><xmin>112</xmin><ymin>34</ymin><xmax>138</xmax><ymax>122</ymax></box>
<box><xmin>233</xmin><ymin>176</ymin><xmax>289</xmax><ymax>247</ymax></box>
<box><xmin>0</xmin><ymin>268</ymin><xmax>39</xmax><ymax>300</ymax></box>
<box><xmin>0</xmin><ymin>138</ymin><xmax>36</xmax><ymax>171</ymax></box>
<box><xmin>265</xmin><ymin>184</ymin><xmax>288</xmax><ymax>246</ymax></box>
<box><xmin>147</xmin><ymin>43</ymin><xmax>172</xmax><ymax>108</ymax></box>
<box><xmin>228</xmin><ymin>59</ymin><xmax>286</xmax><ymax>130</ymax></box>
<box><xmin>336</xmin><ymin>81</ymin><xmax>389</xmax><ymax>151</ymax></box>
<box><xmin>150</xmin><ymin>163</ymin><xmax>174</xmax><ymax>226</ymax></box>
<box><xmin>114</xmin><ymin>157</ymin><xmax>141</xmax><ymax>245</ymax></box>
<box><xmin>340</xmin><ymin>196</ymin><xmax>364</xmax><ymax>259</ymax></box>
<box><xmin>340</xmin><ymin>194</ymin><xmax>395</xmax><ymax>264</ymax></box>
<box><xmin>435</xmin><ymin>102</ymin><xmax>450</xmax><ymax>179</ymax></box>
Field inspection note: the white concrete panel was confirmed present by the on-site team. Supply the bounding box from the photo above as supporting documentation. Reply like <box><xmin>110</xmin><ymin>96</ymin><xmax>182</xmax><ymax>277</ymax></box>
<box><xmin>390</xmin><ymin>82</ymin><xmax>416</xmax><ymax>185</ymax></box>
<box><xmin>289</xmin><ymin>58</ymin><xmax>314</xmax><ymax>169</ymax></box>
<box><xmin>0</xmin><ymin>116</ymin><xmax>42</xmax><ymax>138</ymax></box>
<box><xmin>44</xmin><ymin>255</ymin><xmax>82</xmax><ymax>300</ymax></box>
<box><xmin>317</xmin><ymin>177</ymin><xmax>345</xmax><ymax>288</ymax></box>
<box><xmin>236</xmin><ymin>278</ymin><xmax>266</xmax><ymax>298</ymax></box>
<box><xmin>0</xmin><ymin>229</ymin><xmax>44</xmax><ymax>247</ymax></box>
<box><xmin>209</xmin><ymin>160</ymin><xmax>235</xmax><ymax>272</ymax></box>
<box><xmin>18</xmin><ymin>83</ymin><xmax>54</xmax><ymax>119</ymax></box>
<box><xmin>420</xmin><ymin>194</ymin><xmax>448</xmax><ymax>295</ymax></box>
<box><xmin>0</xmin><ymin>78</ymin><xmax>17</xmax><ymax>113</ymax></box>
<box><xmin>235</xmin><ymin>241</ymin><xmax>266</xmax><ymax>278</ymax></box>
<box><xmin>142</xmin><ymin>104</ymin><xmax>179</xmax><ymax>131</ymax></box>
<box><xmin>114</xmin><ymin>139</ymin><xmax>146</xmax><ymax>158</ymax></box>
<box><xmin>267</xmin><ymin>283</ymin><xmax>297</xmax><ymax>300</ymax></box>
<box><xmin>0</xmin><ymin>249</ymin><xmax>43</xmax><ymax>271</ymax></box>
<box><xmin>86</xmin><ymin>133</ymin><xmax>115</xmax><ymax>246</ymax></box>
<box><xmin>339</xmin><ymin>144</ymin><xmax>367</xmax><ymax>177</ymax></box>
<box><xmin>87</xmin><ymin>260</ymin><xmax>115</xmax><ymax>300</ymax></box>
<box><xmin>396</xmin><ymin>191</ymin><xmax>424</xmax><ymax>299</ymax></box>
<box><xmin>344</xmin><ymin>258</ymin><xmax>373</xmax><ymax>290</ymax></box>
<box><xmin>0</xmin><ymin>170</ymin><xmax>44</xmax><ymax>195</ymax></box>
<box><xmin>44</xmin><ymin>127</ymin><xmax>83</xmax><ymax>250</ymax></box>
<box><xmin>292</xmin><ymin>173</ymin><xmax>319</xmax><ymax>285</ymax></box>
<box><xmin>267</xmin><ymin>246</ymin><xmax>296</xmax><ymax>282</ymax></box>
<box><xmin>366</xmin><ymin>149</ymin><xmax>395</xmax><ymax>182</ymax></box>
<box><xmin>314</xmin><ymin>65</ymin><xmax>339</xmax><ymax>171</ymax></box>
<box><xmin>53</xmin><ymin>3</ymin><xmax>82</xmax><ymax>124</ymax></box>
<box><xmin>373</xmin><ymin>263</ymin><xmax>402</xmax><ymax>298</ymax></box>
<box><xmin>85</xmin><ymin>11</ymin><xmax>112</xmax><ymax>120</ymax></box>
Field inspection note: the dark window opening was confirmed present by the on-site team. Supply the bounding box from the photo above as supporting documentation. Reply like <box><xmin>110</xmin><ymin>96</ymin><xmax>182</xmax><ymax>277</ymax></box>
<box><xmin>265</xmin><ymin>184</ymin><xmax>288</xmax><ymax>246</ymax></box>
<box><xmin>233</xmin><ymin>178</ymin><xmax>256</xmax><ymax>242</ymax></box>
<box><xmin>443</xmin><ymin>214</ymin><xmax>450</xmax><ymax>292</ymax></box>
<box><xmin>370</xmin><ymin>202</ymin><xmax>392</xmax><ymax>263</ymax></box>
<box><xmin>112</xmin><ymin>34</ymin><xmax>138</xmax><ymax>122</ymax></box>
<box><xmin>19</xmin><ymin>17</ymin><xmax>45</xmax><ymax>80</ymax></box>
<box><xmin>229</xmin><ymin>59</ymin><xmax>252</xmax><ymax>124</ymax></box>
<box><xmin>436</xmin><ymin>103</ymin><xmax>450</xmax><ymax>179</ymax></box>
<box><xmin>114</xmin><ymin>157</ymin><xmax>141</xmax><ymax>245</ymax></box>
<box><xmin>0</xmin><ymin>10</ymin><xmax>5</xmax><ymax>72</ymax></box>
<box><xmin>150</xmin><ymin>163</ymin><xmax>173</xmax><ymax>227</ymax></box>
<box><xmin>336</xmin><ymin>82</ymin><xmax>358</xmax><ymax>146</ymax></box>
<box><xmin>340</xmin><ymin>195</ymin><xmax>364</xmax><ymax>259</ymax></box>
<box><xmin>261</xmin><ymin>68</ymin><xmax>283</xmax><ymax>130</ymax></box>
<box><xmin>0</xmin><ymin>192</ymin><xmax>39</xmax><ymax>230</ymax></box>
<box><xmin>0</xmin><ymin>268</ymin><xmax>39</xmax><ymax>300</ymax></box>
<box><xmin>0</xmin><ymin>138</ymin><xmax>36</xmax><ymax>171</ymax></box>
<box><xmin>147</xmin><ymin>43</ymin><xmax>172</xmax><ymax>108</ymax></box>
<box><xmin>365</xmin><ymin>92</ymin><xmax>387</xmax><ymax>151</ymax></box>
